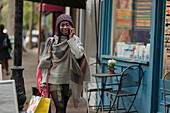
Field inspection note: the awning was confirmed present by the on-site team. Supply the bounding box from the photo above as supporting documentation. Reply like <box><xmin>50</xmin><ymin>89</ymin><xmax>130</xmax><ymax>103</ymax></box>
<box><xmin>25</xmin><ymin>0</ymin><xmax>86</xmax><ymax>9</ymax></box>
<box><xmin>35</xmin><ymin>3</ymin><xmax>65</xmax><ymax>12</ymax></box>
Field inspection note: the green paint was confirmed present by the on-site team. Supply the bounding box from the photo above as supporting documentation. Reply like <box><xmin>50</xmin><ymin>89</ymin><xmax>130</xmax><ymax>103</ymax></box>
<box><xmin>138</xmin><ymin>15</ymin><xmax>151</xmax><ymax>18</ymax></box>
<box><xmin>136</xmin><ymin>7</ymin><xmax>152</xmax><ymax>10</ymax></box>
<box><xmin>136</xmin><ymin>17</ymin><xmax>151</xmax><ymax>20</ymax></box>
<box><xmin>124</xmin><ymin>16</ymin><xmax>131</xmax><ymax>19</ymax></box>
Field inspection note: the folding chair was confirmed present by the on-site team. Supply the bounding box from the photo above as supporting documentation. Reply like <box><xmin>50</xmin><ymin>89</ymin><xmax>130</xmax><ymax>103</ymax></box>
<box><xmin>84</xmin><ymin>62</ymin><xmax>98</xmax><ymax>112</ymax></box>
<box><xmin>85</xmin><ymin>62</ymin><xmax>112</xmax><ymax>113</ymax></box>
<box><xmin>105</xmin><ymin>65</ymin><xmax>144</xmax><ymax>113</ymax></box>
<box><xmin>163</xmin><ymin>72</ymin><xmax>170</xmax><ymax>113</ymax></box>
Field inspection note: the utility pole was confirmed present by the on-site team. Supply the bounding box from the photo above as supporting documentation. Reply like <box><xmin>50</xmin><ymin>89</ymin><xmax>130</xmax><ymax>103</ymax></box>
<box><xmin>11</xmin><ymin>0</ymin><xmax>26</xmax><ymax>112</ymax></box>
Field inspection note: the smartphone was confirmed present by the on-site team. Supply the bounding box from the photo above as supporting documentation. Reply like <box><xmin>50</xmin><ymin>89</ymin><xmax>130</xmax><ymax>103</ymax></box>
<box><xmin>68</xmin><ymin>30</ymin><xmax>71</xmax><ymax>35</ymax></box>
<box><xmin>68</xmin><ymin>28</ymin><xmax>72</xmax><ymax>35</ymax></box>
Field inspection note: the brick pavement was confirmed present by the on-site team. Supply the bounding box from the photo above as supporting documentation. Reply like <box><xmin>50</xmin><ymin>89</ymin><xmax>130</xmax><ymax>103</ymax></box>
<box><xmin>2</xmin><ymin>48</ymin><xmax>99</xmax><ymax>113</ymax></box>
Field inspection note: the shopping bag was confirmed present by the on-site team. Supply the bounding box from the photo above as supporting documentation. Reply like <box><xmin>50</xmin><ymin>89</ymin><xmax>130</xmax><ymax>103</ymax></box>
<box><xmin>32</xmin><ymin>88</ymin><xmax>52</xmax><ymax>113</ymax></box>
<box><xmin>37</xmin><ymin>38</ymin><xmax>53</xmax><ymax>98</ymax></box>
<box><xmin>27</xmin><ymin>95</ymin><xmax>50</xmax><ymax>113</ymax></box>
<box><xmin>32</xmin><ymin>87</ymin><xmax>41</xmax><ymax>96</ymax></box>
<box><xmin>35</xmin><ymin>96</ymin><xmax>51</xmax><ymax>113</ymax></box>
<box><xmin>37</xmin><ymin>68</ymin><xmax>50</xmax><ymax>98</ymax></box>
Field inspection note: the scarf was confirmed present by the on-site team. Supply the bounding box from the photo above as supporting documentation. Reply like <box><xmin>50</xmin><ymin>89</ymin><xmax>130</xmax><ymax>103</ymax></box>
<box><xmin>40</xmin><ymin>37</ymin><xmax>90</xmax><ymax>108</ymax></box>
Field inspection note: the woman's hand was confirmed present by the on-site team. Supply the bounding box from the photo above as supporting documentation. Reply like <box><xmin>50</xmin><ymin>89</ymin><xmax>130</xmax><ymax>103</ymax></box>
<box><xmin>11</xmin><ymin>50</ymin><xmax>14</xmax><ymax>55</ymax></box>
<box><xmin>40</xmin><ymin>83</ymin><xmax>47</xmax><ymax>91</ymax></box>
<box><xmin>69</xmin><ymin>26</ymin><xmax>75</xmax><ymax>39</ymax></box>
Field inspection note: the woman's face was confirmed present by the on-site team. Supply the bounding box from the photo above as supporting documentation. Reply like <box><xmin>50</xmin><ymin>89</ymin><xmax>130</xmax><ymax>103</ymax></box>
<box><xmin>59</xmin><ymin>21</ymin><xmax>71</xmax><ymax>36</ymax></box>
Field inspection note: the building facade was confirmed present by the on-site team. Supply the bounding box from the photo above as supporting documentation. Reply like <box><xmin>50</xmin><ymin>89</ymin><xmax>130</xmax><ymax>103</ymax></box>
<box><xmin>94</xmin><ymin>0</ymin><xmax>167</xmax><ymax>112</ymax></box>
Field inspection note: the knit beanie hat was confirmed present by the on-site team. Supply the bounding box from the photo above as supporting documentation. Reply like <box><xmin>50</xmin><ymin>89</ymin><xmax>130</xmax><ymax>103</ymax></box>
<box><xmin>56</xmin><ymin>14</ymin><xmax>73</xmax><ymax>28</ymax></box>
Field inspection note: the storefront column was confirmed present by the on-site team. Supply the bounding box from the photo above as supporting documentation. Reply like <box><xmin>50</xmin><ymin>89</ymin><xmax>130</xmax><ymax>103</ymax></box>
<box><xmin>148</xmin><ymin>0</ymin><xmax>166</xmax><ymax>112</ymax></box>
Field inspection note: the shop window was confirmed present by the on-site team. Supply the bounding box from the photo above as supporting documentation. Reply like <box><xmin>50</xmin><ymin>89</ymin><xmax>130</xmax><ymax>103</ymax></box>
<box><xmin>110</xmin><ymin>0</ymin><xmax>152</xmax><ymax>61</ymax></box>
<box><xmin>163</xmin><ymin>0</ymin><xmax>170</xmax><ymax>77</ymax></box>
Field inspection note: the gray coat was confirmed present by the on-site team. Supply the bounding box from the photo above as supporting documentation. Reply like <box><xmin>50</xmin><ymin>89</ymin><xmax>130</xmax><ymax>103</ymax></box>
<box><xmin>38</xmin><ymin>35</ymin><xmax>90</xmax><ymax>108</ymax></box>
<box><xmin>38</xmin><ymin>35</ymin><xmax>85</xmax><ymax>84</ymax></box>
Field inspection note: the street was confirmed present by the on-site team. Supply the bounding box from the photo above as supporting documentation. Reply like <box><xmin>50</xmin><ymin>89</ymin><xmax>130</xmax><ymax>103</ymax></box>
<box><xmin>3</xmin><ymin>48</ymin><xmax>92</xmax><ymax>113</ymax></box>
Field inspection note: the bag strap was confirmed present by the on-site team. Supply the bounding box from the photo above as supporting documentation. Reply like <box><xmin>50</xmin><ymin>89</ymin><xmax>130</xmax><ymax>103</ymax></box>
<box><xmin>50</xmin><ymin>37</ymin><xmax>54</xmax><ymax>58</ymax></box>
<box><xmin>45</xmin><ymin>37</ymin><xmax>54</xmax><ymax>98</ymax></box>
<box><xmin>36</xmin><ymin>91</ymin><xmax>43</xmax><ymax>97</ymax></box>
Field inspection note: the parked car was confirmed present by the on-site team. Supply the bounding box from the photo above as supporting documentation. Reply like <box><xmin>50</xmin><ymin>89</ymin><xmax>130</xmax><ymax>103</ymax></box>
<box><xmin>25</xmin><ymin>30</ymin><xmax>39</xmax><ymax>48</ymax></box>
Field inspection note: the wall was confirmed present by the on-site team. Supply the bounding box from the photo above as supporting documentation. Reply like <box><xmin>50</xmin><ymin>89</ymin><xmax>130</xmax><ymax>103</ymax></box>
<box><xmin>80</xmin><ymin>0</ymin><xmax>99</xmax><ymax>109</ymax></box>
<box><xmin>83</xmin><ymin>0</ymin><xmax>97</xmax><ymax>59</ymax></box>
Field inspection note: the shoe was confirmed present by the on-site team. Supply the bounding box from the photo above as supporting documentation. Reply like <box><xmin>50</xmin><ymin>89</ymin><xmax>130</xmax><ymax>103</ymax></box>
<box><xmin>6</xmin><ymin>72</ymin><xmax>10</xmax><ymax>75</ymax></box>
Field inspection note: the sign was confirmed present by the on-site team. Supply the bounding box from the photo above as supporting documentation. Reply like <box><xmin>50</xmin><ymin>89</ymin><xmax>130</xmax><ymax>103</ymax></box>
<box><xmin>135</xmin><ymin>0</ymin><xmax>152</xmax><ymax>29</ymax></box>
<box><xmin>116</xmin><ymin>0</ymin><xmax>132</xmax><ymax>29</ymax></box>
<box><xmin>0</xmin><ymin>80</ymin><xmax>18</xmax><ymax>113</ymax></box>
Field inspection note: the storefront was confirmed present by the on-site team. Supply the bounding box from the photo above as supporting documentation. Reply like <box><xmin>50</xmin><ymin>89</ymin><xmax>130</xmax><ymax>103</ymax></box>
<box><xmin>97</xmin><ymin>0</ymin><xmax>167</xmax><ymax>112</ymax></box>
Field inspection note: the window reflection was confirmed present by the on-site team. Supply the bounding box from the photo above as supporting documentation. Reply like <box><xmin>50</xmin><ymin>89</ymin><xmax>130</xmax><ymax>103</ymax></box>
<box><xmin>163</xmin><ymin>0</ymin><xmax>170</xmax><ymax>77</ymax></box>
<box><xmin>111</xmin><ymin>0</ymin><xmax>152</xmax><ymax>61</ymax></box>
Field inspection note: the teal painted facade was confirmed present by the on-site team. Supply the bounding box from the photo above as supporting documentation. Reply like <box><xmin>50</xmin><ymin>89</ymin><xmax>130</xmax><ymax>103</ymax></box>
<box><xmin>97</xmin><ymin>0</ymin><xmax>167</xmax><ymax>112</ymax></box>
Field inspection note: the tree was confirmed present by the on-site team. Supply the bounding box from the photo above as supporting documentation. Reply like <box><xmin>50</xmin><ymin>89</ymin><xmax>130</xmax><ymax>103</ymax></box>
<box><xmin>1</xmin><ymin>0</ymin><xmax>8</xmax><ymax>27</ymax></box>
<box><xmin>23</xmin><ymin>1</ymin><xmax>38</xmax><ymax>30</ymax></box>
<box><xmin>28</xmin><ymin>2</ymin><xmax>34</xmax><ymax>49</ymax></box>
<box><xmin>7</xmin><ymin>0</ymin><xmax>15</xmax><ymax>38</ymax></box>
<box><xmin>1</xmin><ymin>1</ymin><xmax>39</xmax><ymax>30</ymax></box>
<box><xmin>0</xmin><ymin>0</ymin><xmax>3</xmax><ymax>24</ymax></box>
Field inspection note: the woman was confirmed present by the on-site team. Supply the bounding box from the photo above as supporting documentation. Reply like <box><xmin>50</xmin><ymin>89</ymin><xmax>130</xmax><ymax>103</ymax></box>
<box><xmin>38</xmin><ymin>14</ymin><xmax>90</xmax><ymax>113</ymax></box>
<box><xmin>0</xmin><ymin>24</ymin><xmax>13</xmax><ymax>75</ymax></box>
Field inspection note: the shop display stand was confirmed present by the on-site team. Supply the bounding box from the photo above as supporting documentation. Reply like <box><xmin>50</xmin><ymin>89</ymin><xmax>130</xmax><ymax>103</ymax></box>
<box><xmin>164</xmin><ymin>0</ymin><xmax>170</xmax><ymax>73</ymax></box>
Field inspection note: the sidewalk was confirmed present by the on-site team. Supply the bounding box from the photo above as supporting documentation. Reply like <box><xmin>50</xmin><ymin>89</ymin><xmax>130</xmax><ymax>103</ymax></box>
<box><xmin>3</xmin><ymin>48</ymin><xmax>92</xmax><ymax>113</ymax></box>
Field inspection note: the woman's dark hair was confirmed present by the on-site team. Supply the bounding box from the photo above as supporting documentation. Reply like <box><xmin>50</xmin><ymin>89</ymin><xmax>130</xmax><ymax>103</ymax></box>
<box><xmin>0</xmin><ymin>24</ymin><xmax>4</xmax><ymax>32</ymax></box>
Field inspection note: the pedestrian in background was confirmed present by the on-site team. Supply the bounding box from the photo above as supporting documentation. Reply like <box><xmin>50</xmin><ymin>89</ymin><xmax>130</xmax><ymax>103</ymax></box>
<box><xmin>0</xmin><ymin>24</ymin><xmax>13</xmax><ymax>75</ymax></box>
<box><xmin>38</xmin><ymin>14</ymin><xmax>90</xmax><ymax>113</ymax></box>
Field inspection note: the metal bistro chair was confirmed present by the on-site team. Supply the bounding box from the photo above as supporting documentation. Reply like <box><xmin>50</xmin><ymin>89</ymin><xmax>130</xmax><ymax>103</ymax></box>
<box><xmin>105</xmin><ymin>65</ymin><xmax>144</xmax><ymax>113</ymax></box>
<box><xmin>85</xmin><ymin>63</ymin><xmax>112</xmax><ymax>113</ymax></box>
<box><xmin>163</xmin><ymin>72</ymin><xmax>170</xmax><ymax>113</ymax></box>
